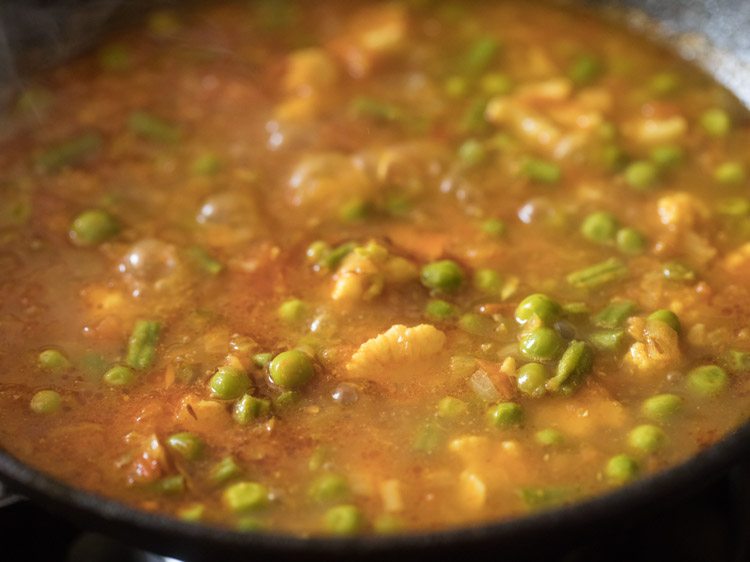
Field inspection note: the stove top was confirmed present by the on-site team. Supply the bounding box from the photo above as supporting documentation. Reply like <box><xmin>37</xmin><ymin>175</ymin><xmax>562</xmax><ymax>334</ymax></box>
<box><xmin>2</xmin><ymin>461</ymin><xmax>749</xmax><ymax>562</ymax></box>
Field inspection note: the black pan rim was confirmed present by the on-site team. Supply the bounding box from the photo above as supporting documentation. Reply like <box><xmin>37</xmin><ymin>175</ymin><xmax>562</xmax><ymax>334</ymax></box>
<box><xmin>1</xmin><ymin>417</ymin><xmax>749</xmax><ymax>555</ymax></box>
<box><xmin>1</xmin><ymin>0</ymin><xmax>750</xmax><ymax>557</ymax></box>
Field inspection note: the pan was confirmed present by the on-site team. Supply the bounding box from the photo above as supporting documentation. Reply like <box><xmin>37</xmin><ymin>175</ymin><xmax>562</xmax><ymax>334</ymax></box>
<box><xmin>0</xmin><ymin>1</ymin><xmax>749</xmax><ymax>560</ymax></box>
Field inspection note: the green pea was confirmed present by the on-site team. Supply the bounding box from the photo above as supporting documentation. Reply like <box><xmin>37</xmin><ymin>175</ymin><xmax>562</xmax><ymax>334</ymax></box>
<box><xmin>649</xmin><ymin>144</ymin><xmax>684</xmax><ymax>168</ymax></box>
<box><xmin>458</xmin><ymin>138</ymin><xmax>487</xmax><ymax>168</ymax></box>
<box><xmin>222</xmin><ymin>481</ymin><xmax>270</xmax><ymax>513</ymax></box>
<box><xmin>437</xmin><ymin>396</ymin><xmax>469</xmax><ymax>420</ymax></box>
<box><xmin>641</xmin><ymin>394</ymin><xmax>682</xmax><ymax>422</ymax></box>
<box><xmin>103</xmin><ymin>365</ymin><xmax>136</xmax><ymax>387</ymax></box>
<box><xmin>516</xmin><ymin>363</ymin><xmax>549</xmax><ymax>397</ymax></box>
<box><xmin>444</xmin><ymin>75</ymin><xmax>468</xmax><ymax>98</ymax></box>
<box><xmin>191</xmin><ymin>153</ymin><xmax>221</xmax><ymax>176</ymax></box>
<box><xmin>593</xmin><ymin>300</ymin><xmax>637</xmax><ymax>329</ymax></box>
<box><xmin>458</xmin><ymin>313</ymin><xmax>497</xmax><ymax>338</ymax></box>
<box><xmin>648</xmin><ymin>72</ymin><xmax>680</xmax><ymax>96</ymax></box>
<box><xmin>210</xmin><ymin>456</ymin><xmax>242</xmax><ymax>486</ymax></box>
<box><xmin>178</xmin><ymin>504</ymin><xmax>205</xmax><ymax>522</ymax></box>
<box><xmin>481</xmin><ymin>218</ymin><xmax>506</xmax><ymax>237</ymax></box>
<box><xmin>568</xmin><ymin>53</ymin><xmax>602</xmax><ymax>85</ymax></box>
<box><xmin>252</xmin><ymin>352</ymin><xmax>273</xmax><ymax>369</ymax></box>
<box><xmin>581</xmin><ymin>211</ymin><xmax>619</xmax><ymax>244</ymax></box>
<box><xmin>166</xmin><ymin>432</ymin><xmax>204</xmax><ymax>461</ymax></box>
<box><xmin>30</xmin><ymin>390</ymin><xmax>61</xmax><ymax>414</ymax></box>
<box><xmin>716</xmin><ymin>197</ymin><xmax>750</xmax><ymax>217</ymax></box>
<box><xmin>480</xmin><ymin>72</ymin><xmax>513</xmax><ymax>95</ymax></box>
<box><xmin>209</xmin><ymin>366</ymin><xmax>250</xmax><ymax>400</ymax></box>
<box><xmin>233</xmin><ymin>394</ymin><xmax>271</xmax><ymax>425</ymax></box>
<box><xmin>70</xmin><ymin>209</ymin><xmax>120</xmax><ymax>246</ymax></box>
<box><xmin>425</xmin><ymin>299</ymin><xmax>456</xmax><ymax>320</ymax></box>
<box><xmin>687</xmin><ymin>365</ymin><xmax>729</xmax><ymax>398</ymax></box>
<box><xmin>627</xmin><ymin>424</ymin><xmax>666</xmax><ymax>455</ymax></box>
<box><xmin>647</xmin><ymin>309</ymin><xmax>681</xmax><ymax>334</ymax></box>
<box><xmin>155</xmin><ymin>475</ymin><xmax>185</xmax><ymax>495</ymax></box>
<box><xmin>308</xmin><ymin>473</ymin><xmax>350</xmax><ymax>505</ymax></box>
<box><xmin>126</xmin><ymin>320</ymin><xmax>161</xmax><ymax>371</ymax></box>
<box><xmin>274</xmin><ymin>390</ymin><xmax>299</xmax><ymax>409</ymax></box>
<box><xmin>535</xmin><ymin>428</ymin><xmax>564</xmax><ymax>447</ymax></box>
<box><xmin>546</xmin><ymin>340</ymin><xmax>594</xmax><ymax>394</ymax></box>
<box><xmin>521</xmin><ymin>157</ymin><xmax>561</xmax><ymax>184</ymax></box>
<box><xmin>605</xmin><ymin>454</ymin><xmax>639</xmax><ymax>485</ymax></box>
<box><xmin>98</xmin><ymin>43</ymin><xmax>130</xmax><ymax>71</ymax></box>
<box><xmin>519</xmin><ymin>327</ymin><xmax>564</xmax><ymax>361</ymax></box>
<box><xmin>473</xmin><ymin>268</ymin><xmax>503</xmax><ymax>295</ymax></box>
<box><xmin>37</xmin><ymin>349</ymin><xmax>72</xmax><ymax>374</ymax></box>
<box><xmin>616</xmin><ymin>228</ymin><xmax>647</xmax><ymax>255</ymax></box>
<box><xmin>486</xmin><ymin>402</ymin><xmax>523</xmax><ymax>428</ymax></box>
<box><xmin>306</xmin><ymin>240</ymin><xmax>330</xmax><ymax>264</ymax></box>
<box><xmin>515</xmin><ymin>293</ymin><xmax>561</xmax><ymax>325</ymax></box>
<box><xmin>662</xmin><ymin>261</ymin><xmax>695</xmax><ymax>282</ymax></box>
<box><xmin>374</xmin><ymin>514</ymin><xmax>404</xmax><ymax>534</ymax></box>
<box><xmin>700</xmin><ymin>108</ymin><xmax>731</xmax><ymax>137</ymax></box>
<box><xmin>269</xmin><ymin>350</ymin><xmax>314</xmax><ymax>389</ymax></box>
<box><xmin>324</xmin><ymin>504</ymin><xmax>364</xmax><ymax>536</ymax></box>
<box><xmin>420</xmin><ymin>260</ymin><xmax>465</xmax><ymax>293</ymax></box>
<box><xmin>278</xmin><ymin>298</ymin><xmax>308</xmax><ymax>324</ymax></box>
<box><xmin>714</xmin><ymin>162</ymin><xmax>746</xmax><ymax>185</ymax></box>
<box><xmin>624</xmin><ymin>160</ymin><xmax>659</xmax><ymax>191</ymax></box>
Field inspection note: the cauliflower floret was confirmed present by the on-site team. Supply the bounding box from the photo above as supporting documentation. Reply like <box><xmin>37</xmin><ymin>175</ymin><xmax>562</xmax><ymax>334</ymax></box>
<box><xmin>624</xmin><ymin>317</ymin><xmax>681</xmax><ymax>374</ymax></box>
<box><xmin>625</xmin><ymin>116</ymin><xmax>688</xmax><ymax>144</ymax></box>
<box><xmin>347</xmin><ymin>324</ymin><xmax>446</xmax><ymax>377</ymax></box>
<box><xmin>657</xmin><ymin>193</ymin><xmax>710</xmax><ymax>232</ymax></box>
<box><xmin>331</xmin><ymin>242</ymin><xmax>418</xmax><ymax>303</ymax></box>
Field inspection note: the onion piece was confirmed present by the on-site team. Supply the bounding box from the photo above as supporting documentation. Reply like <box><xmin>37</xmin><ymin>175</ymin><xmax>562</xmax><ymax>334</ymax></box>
<box><xmin>470</xmin><ymin>369</ymin><xmax>500</xmax><ymax>402</ymax></box>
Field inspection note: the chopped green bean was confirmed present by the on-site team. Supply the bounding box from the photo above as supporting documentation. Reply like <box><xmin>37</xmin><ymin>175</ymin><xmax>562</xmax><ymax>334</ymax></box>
<box><xmin>233</xmin><ymin>394</ymin><xmax>271</xmax><ymax>424</ymax></box>
<box><xmin>522</xmin><ymin>157</ymin><xmax>561</xmax><ymax>184</ymax></box>
<box><xmin>35</xmin><ymin>133</ymin><xmax>102</xmax><ymax>173</ymax></box>
<box><xmin>566</xmin><ymin>258</ymin><xmax>627</xmax><ymax>289</ymax></box>
<box><xmin>546</xmin><ymin>340</ymin><xmax>594</xmax><ymax>394</ymax></box>
<box><xmin>186</xmin><ymin>246</ymin><xmax>223</xmax><ymax>275</ymax></box>
<box><xmin>589</xmin><ymin>329</ymin><xmax>625</xmax><ymax>352</ymax></box>
<box><xmin>103</xmin><ymin>365</ymin><xmax>136</xmax><ymax>387</ymax></box>
<box><xmin>714</xmin><ymin>162</ymin><xmax>746</xmax><ymax>185</ymax></box>
<box><xmin>128</xmin><ymin>110</ymin><xmax>181</xmax><ymax>143</ymax></box>
<box><xmin>210</xmin><ymin>456</ymin><xmax>242</xmax><ymax>485</ymax></box>
<box><xmin>647</xmin><ymin>309</ymin><xmax>681</xmax><ymax>333</ymax></box>
<box><xmin>308</xmin><ymin>473</ymin><xmax>350</xmax><ymax>505</ymax></box>
<box><xmin>324</xmin><ymin>504</ymin><xmax>364</xmax><ymax>535</ymax></box>
<box><xmin>126</xmin><ymin>320</ymin><xmax>161</xmax><ymax>370</ymax></box>
<box><xmin>223</xmin><ymin>481</ymin><xmax>270</xmax><ymax>513</ymax></box>
<box><xmin>166</xmin><ymin>432</ymin><xmax>204</xmax><ymax>461</ymax></box>
<box><xmin>592</xmin><ymin>300</ymin><xmax>636</xmax><ymax>329</ymax></box>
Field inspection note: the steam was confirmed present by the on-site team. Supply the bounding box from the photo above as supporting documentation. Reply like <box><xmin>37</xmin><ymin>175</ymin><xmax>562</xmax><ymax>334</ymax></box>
<box><xmin>0</xmin><ymin>0</ymin><xmax>125</xmax><ymax>107</ymax></box>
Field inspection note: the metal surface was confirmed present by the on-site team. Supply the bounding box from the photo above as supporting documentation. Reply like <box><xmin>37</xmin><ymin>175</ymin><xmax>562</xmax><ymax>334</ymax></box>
<box><xmin>0</xmin><ymin>1</ymin><xmax>750</xmax><ymax>560</ymax></box>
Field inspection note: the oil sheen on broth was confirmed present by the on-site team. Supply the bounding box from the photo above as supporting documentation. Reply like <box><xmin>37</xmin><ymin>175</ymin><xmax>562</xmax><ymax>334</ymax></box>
<box><xmin>0</xmin><ymin>0</ymin><xmax>749</xmax><ymax>536</ymax></box>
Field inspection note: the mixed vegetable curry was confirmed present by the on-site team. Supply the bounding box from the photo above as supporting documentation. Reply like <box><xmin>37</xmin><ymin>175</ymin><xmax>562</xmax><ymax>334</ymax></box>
<box><xmin>1</xmin><ymin>0</ymin><xmax>750</xmax><ymax>537</ymax></box>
